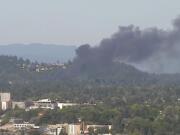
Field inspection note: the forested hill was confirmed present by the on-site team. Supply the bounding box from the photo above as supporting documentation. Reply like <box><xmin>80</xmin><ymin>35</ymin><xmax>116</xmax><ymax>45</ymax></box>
<box><xmin>0</xmin><ymin>56</ymin><xmax>33</xmax><ymax>88</ymax></box>
<box><xmin>0</xmin><ymin>55</ymin><xmax>180</xmax><ymax>100</ymax></box>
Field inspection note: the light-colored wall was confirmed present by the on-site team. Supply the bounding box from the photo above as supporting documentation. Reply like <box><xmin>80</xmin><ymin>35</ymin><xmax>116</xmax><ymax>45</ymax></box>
<box><xmin>68</xmin><ymin>124</ymin><xmax>81</xmax><ymax>135</ymax></box>
<box><xmin>12</xmin><ymin>102</ymin><xmax>25</xmax><ymax>109</ymax></box>
<box><xmin>0</xmin><ymin>93</ymin><xmax>11</xmax><ymax>111</ymax></box>
<box><xmin>0</xmin><ymin>93</ymin><xmax>11</xmax><ymax>102</ymax></box>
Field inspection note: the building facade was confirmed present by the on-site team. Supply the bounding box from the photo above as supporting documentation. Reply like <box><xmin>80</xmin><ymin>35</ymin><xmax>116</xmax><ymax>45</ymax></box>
<box><xmin>29</xmin><ymin>99</ymin><xmax>57</xmax><ymax>110</ymax></box>
<box><xmin>12</xmin><ymin>102</ymin><xmax>25</xmax><ymax>109</ymax></box>
<box><xmin>0</xmin><ymin>92</ymin><xmax>11</xmax><ymax>111</ymax></box>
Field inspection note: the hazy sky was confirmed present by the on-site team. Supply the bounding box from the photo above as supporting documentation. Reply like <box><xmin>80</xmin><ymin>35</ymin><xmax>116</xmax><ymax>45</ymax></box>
<box><xmin>0</xmin><ymin>0</ymin><xmax>180</xmax><ymax>46</ymax></box>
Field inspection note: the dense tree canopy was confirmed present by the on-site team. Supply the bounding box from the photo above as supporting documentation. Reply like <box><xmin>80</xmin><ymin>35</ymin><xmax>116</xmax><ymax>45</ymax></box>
<box><xmin>1</xmin><ymin>55</ymin><xmax>180</xmax><ymax>134</ymax></box>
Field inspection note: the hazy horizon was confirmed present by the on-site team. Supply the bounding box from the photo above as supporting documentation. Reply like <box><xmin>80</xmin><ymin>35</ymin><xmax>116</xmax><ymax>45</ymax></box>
<box><xmin>0</xmin><ymin>0</ymin><xmax>180</xmax><ymax>46</ymax></box>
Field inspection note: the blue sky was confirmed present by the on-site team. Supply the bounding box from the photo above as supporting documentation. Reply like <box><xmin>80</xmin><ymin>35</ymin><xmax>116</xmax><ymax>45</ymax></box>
<box><xmin>0</xmin><ymin>0</ymin><xmax>180</xmax><ymax>46</ymax></box>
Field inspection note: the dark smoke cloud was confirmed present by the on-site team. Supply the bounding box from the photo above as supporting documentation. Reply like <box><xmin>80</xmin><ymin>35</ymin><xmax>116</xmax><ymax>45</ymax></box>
<box><xmin>75</xmin><ymin>16</ymin><xmax>180</xmax><ymax>73</ymax></box>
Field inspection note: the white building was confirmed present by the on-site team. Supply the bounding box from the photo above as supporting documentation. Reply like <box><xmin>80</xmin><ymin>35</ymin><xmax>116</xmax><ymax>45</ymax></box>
<box><xmin>29</xmin><ymin>99</ymin><xmax>57</xmax><ymax>110</ymax></box>
<box><xmin>57</xmin><ymin>103</ymin><xmax>78</xmax><ymax>109</ymax></box>
<box><xmin>0</xmin><ymin>92</ymin><xmax>11</xmax><ymax>111</ymax></box>
<box><xmin>68</xmin><ymin>124</ymin><xmax>81</xmax><ymax>135</ymax></box>
<box><xmin>13</xmin><ymin>122</ymin><xmax>36</xmax><ymax>129</ymax></box>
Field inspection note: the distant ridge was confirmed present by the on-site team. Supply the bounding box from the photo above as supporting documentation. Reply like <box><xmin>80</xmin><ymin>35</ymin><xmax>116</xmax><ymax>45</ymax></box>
<box><xmin>0</xmin><ymin>43</ymin><xmax>76</xmax><ymax>63</ymax></box>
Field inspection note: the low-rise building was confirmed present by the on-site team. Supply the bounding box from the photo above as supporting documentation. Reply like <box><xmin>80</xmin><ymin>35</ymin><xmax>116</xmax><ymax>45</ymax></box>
<box><xmin>12</xmin><ymin>101</ymin><xmax>25</xmax><ymax>109</ymax></box>
<box><xmin>47</xmin><ymin>124</ymin><xmax>65</xmax><ymax>135</ymax></box>
<box><xmin>46</xmin><ymin>123</ymin><xmax>81</xmax><ymax>135</ymax></box>
<box><xmin>67</xmin><ymin>124</ymin><xmax>81</xmax><ymax>135</ymax></box>
<box><xmin>29</xmin><ymin>99</ymin><xmax>57</xmax><ymax>110</ymax></box>
<box><xmin>57</xmin><ymin>103</ymin><xmax>78</xmax><ymax>109</ymax></box>
<box><xmin>13</xmin><ymin>122</ymin><xmax>36</xmax><ymax>129</ymax></box>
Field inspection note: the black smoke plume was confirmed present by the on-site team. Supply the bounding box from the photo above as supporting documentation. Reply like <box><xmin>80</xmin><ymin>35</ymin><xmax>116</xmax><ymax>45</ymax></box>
<box><xmin>75</xmin><ymin>16</ymin><xmax>180</xmax><ymax>73</ymax></box>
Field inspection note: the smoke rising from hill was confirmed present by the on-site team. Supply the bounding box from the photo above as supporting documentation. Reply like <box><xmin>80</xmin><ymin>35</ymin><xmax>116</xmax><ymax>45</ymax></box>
<box><xmin>75</xmin><ymin>15</ymin><xmax>180</xmax><ymax>73</ymax></box>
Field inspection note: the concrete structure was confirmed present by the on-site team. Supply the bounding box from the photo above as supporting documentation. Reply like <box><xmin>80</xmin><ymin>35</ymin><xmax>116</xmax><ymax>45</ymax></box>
<box><xmin>86</xmin><ymin>125</ymin><xmax>112</xmax><ymax>130</ymax></box>
<box><xmin>13</xmin><ymin>122</ymin><xmax>36</xmax><ymax>129</ymax></box>
<box><xmin>0</xmin><ymin>92</ymin><xmax>11</xmax><ymax>111</ymax></box>
<box><xmin>68</xmin><ymin>124</ymin><xmax>81</xmax><ymax>135</ymax></box>
<box><xmin>57</xmin><ymin>103</ymin><xmax>78</xmax><ymax>109</ymax></box>
<box><xmin>47</xmin><ymin>124</ymin><xmax>65</xmax><ymax>135</ymax></box>
<box><xmin>12</xmin><ymin>102</ymin><xmax>25</xmax><ymax>109</ymax></box>
<box><xmin>29</xmin><ymin>99</ymin><xmax>57</xmax><ymax>110</ymax></box>
<box><xmin>0</xmin><ymin>93</ymin><xmax>10</xmax><ymax>101</ymax></box>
